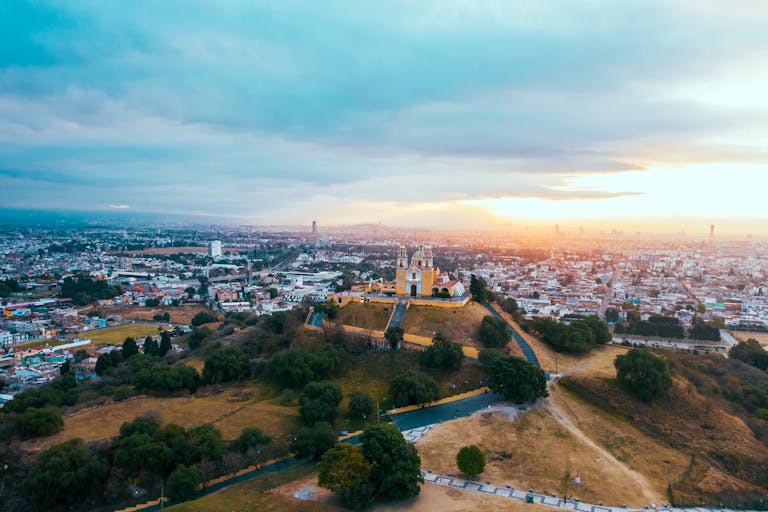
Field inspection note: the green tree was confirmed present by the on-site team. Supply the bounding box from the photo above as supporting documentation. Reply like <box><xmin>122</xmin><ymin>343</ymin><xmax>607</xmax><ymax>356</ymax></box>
<box><xmin>384</xmin><ymin>326</ymin><xmax>404</xmax><ymax>350</ymax></box>
<box><xmin>144</xmin><ymin>335</ymin><xmax>159</xmax><ymax>356</ymax></box>
<box><xmin>299</xmin><ymin>381</ymin><xmax>342</xmax><ymax>425</ymax></box>
<box><xmin>479</xmin><ymin>315</ymin><xmax>511</xmax><ymax>348</ymax></box>
<box><xmin>420</xmin><ymin>332</ymin><xmax>463</xmax><ymax>370</ymax></box>
<box><xmin>191</xmin><ymin>310</ymin><xmax>218</xmax><ymax>326</ymax></box>
<box><xmin>159</xmin><ymin>331</ymin><xmax>172</xmax><ymax>356</ymax></box>
<box><xmin>500</xmin><ymin>297</ymin><xmax>519</xmax><ymax>315</ymax></box>
<box><xmin>122</xmin><ymin>336</ymin><xmax>139</xmax><ymax>359</ymax></box>
<box><xmin>187</xmin><ymin>326</ymin><xmax>211</xmax><ymax>351</ymax></box>
<box><xmin>360</xmin><ymin>423</ymin><xmax>423</xmax><ymax>499</ymax></box>
<box><xmin>166</xmin><ymin>465</ymin><xmax>199</xmax><ymax>502</ymax></box>
<box><xmin>13</xmin><ymin>407</ymin><xmax>63</xmax><ymax>438</ymax></box>
<box><xmin>269</xmin><ymin>287</ymin><xmax>279</xmax><ymax>299</ymax></box>
<box><xmin>232</xmin><ymin>427</ymin><xmax>271</xmax><ymax>453</ymax></box>
<box><xmin>23</xmin><ymin>438</ymin><xmax>107</xmax><ymax>509</ymax></box>
<box><xmin>119</xmin><ymin>415</ymin><xmax>160</xmax><ymax>438</ymax></box>
<box><xmin>456</xmin><ymin>445</ymin><xmax>485</xmax><ymax>476</ymax></box>
<box><xmin>290</xmin><ymin>421</ymin><xmax>337</xmax><ymax>459</ymax></box>
<box><xmin>470</xmin><ymin>274</ymin><xmax>488</xmax><ymax>303</ymax></box>
<box><xmin>729</xmin><ymin>339</ymin><xmax>768</xmax><ymax>371</ymax></box>
<box><xmin>202</xmin><ymin>346</ymin><xmax>250</xmax><ymax>383</ymax></box>
<box><xmin>187</xmin><ymin>423</ymin><xmax>225</xmax><ymax>462</ymax></box>
<box><xmin>389</xmin><ymin>370</ymin><xmax>439</xmax><ymax>407</ymax></box>
<box><xmin>185</xmin><ymin>286</ymin><xmax>196</xmax><ymax>299</ymax></box>
<box><xmin>318</xmin><ymin>444</ymin><xmax>374</xmax><ymax>510</ymax></box>
<box><xmin>484</xmin><ymin>355</ymin><xmax>548</xmax><ymax>403</ymax></box>
<box><xmin>266</xmin><ymin>345</ymin><xmax>343</xmax><ymax>388</ymax></box>
<box><xmin>614</xmin><ymin>348</ymin><xmax>672</xmax><ymax>403</ymax></box>
<box><xmin>114</xmin><ymin>432</ymin><xmax>170</xmax><ymax>476</ymax></box>
<box><xmin>348</xmin><ymin>391</ymin><xmax>374</xmax><ymax>419</ymax></box>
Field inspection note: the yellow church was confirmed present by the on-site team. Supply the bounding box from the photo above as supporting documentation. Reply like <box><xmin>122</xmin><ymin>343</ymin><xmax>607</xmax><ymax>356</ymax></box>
<box><xmin>394</xmin><ymin>244</ymin><xmax>465</xmax><ymax>298</ymax></box>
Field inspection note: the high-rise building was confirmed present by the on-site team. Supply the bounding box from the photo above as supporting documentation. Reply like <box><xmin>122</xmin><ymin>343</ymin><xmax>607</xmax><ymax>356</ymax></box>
<box><xmin>208</xmin><ymin>240</ymin><xmax>222</xmax><ymax>258</ymax></box>
<box><xmin>710</xmin><ymin>224</ymin><xmax>715</xmax><ymax>239</ymax></box>
<box><xmin>312</xmin><ymin>220</ymin><xmax>317</xmax><ymax>234</ymax></box>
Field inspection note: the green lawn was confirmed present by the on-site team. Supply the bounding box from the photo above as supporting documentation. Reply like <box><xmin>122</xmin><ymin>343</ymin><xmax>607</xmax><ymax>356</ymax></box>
<box><xmin>71</xmin><ymin>323</ymin><xmax>167</xmax><ymax>346</ymax></box>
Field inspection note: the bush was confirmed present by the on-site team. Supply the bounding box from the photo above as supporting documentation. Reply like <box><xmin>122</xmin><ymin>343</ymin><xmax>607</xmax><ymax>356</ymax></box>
<box><xmin>187</xmin><ymin>326</ymin><xmax>212</xmax><ymax>350</ymax></box>
<box><xmin>614</xmin><ymin>348</ymin><xmax>672</xmax><ymax>403</ymax></box>
<box><xmin>456</xmin><ymin>445</ymin><xmax>485</xmax><ymax>476</ymax></box>
<box><xmin>13</xmin><ymin>407</ymin><xmax>63</xmax><ymax>437</ymax></box>
<box><xmin>191</xmin><ymin>310</ymin><xmax>218</xmax><ymax>326</ymax></box>
<box><xmin>479</xmin><ymin>315</ymin><xmax>511</xmax><ymax>348</ymax></box>
<box><xmin>389</xmin><ymin>370</ymin><xmax>439</xmax><ymax>407</ymax></box>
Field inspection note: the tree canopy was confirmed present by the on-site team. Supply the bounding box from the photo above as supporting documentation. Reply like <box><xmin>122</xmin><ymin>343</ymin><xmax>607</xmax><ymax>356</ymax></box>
<box><xmin>318</xmin><ymin>444</ymin><xmax>373</xmax><ymax>510</ymax></box>
<box><xmin>202</xmin><ymin>346</ymin><xmax>250</xmax><ymax>384</ymax></box>
<box><xmin>347</xmin><ymin>391</ymin><xmax>374</xmax><ymax>420</ymax></box>
<box><xmin>299</xmin><ymin>381</ymin><xmax>342</xmax><ymax>426</ymax></box>
<box><xmin>479</xmin><ymin>315</ymin><xmax>511</xmax><ymax>348</ymax></box>
<box><xmin>614</xmin><ymin>348</ymin><xmax>672</xmax><ymax>403</ymax></box>
<box><xmin>290</xmin><ymin>421</ymin><xmax>337</xmax><ymax>460</ymax></box>
<box><xmin>389</xmin><ymin>370</ymin><xmax>439</xmax><ymax>407</ymax></box>
<box><xmin>420</xmin><ymin>333</ymin><xmax>463</xmax><ymax>370</ymax></box>
<box><xmin>729</xmin><ymin>339</ymin><xmax>768</xmax><ymax>371</ymax></box>
<box><xmin>23</xmin><ymin>438</ymin><xmax>107</xmax><ymax>509</ymax></box>
<box><xmin>469</xmin><ymin>274</ymin><xmax>489</xmax><ymax>303</ymax></box>
<box><xmin>384</xmin><ymin>326</ymin><xmax>404</xmax><ymax>350</ymax></box>
<box><xmin>266</xmin><ymin>345</ymin><xmax>343</xmax><ymax>388</ymax></box>
<box><xmin>456</xmin><ymin>445</ymin><xmax>485</xmax><ymax>476</ymax></box>
<box><xmin>482</xmin><ymin>353</ymin><xmax>548</xmax><ymax>403</ymax></box>
<box><xmin>360</xmin><ymin>423</ymin><xmax>423</xmax><ymax>500</ymax></box>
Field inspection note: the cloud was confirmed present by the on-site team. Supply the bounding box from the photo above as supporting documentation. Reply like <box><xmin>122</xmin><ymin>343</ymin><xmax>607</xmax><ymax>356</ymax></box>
<box><xmin>1</xmin><ymin>1</ymin><xmax>767</xmax><ymax>225</ymax></box>
<box><xmin>109</xmin><ymin>204</ymin><xmax>130</xmax><ymax>209</ymax></box>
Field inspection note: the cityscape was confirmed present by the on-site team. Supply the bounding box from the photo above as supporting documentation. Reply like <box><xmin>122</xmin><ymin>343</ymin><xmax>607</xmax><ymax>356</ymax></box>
<box><xmin>2</xmin><ymin>2</ymin><xmax>767</xmax><ymax>512</ymax></box>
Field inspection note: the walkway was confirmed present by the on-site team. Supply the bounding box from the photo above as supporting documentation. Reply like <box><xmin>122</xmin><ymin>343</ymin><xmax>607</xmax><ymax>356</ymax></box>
<box><xmin>422</xmin><ymin>471</ymin><xmax>759</xmax><ymax>512</ymax></box>
<box><xmin>483</xmin><ymin>303</ymin><xmax>541</xmax><ymax>367</ymax></box>
<box><xmin>387</xmin><ymin>300</ymin><xmax>408</xmax><ymax>329</ymax></box>
<box><xmin>392</xmin><ymin>391</ymin><xmax>501</xmax><ymax>431</ymax></box>
<box><xmin>307</xmin><ymin>311</ymin><xmax>324</xmax><ymax>328</ymax></box>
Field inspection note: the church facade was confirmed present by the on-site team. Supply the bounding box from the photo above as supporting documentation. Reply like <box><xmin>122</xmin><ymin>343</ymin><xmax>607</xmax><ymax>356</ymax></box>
<box><xmin>394</xmin><ymin>244</ymin><xmax>465</xmax><ymax>298</ymax></box>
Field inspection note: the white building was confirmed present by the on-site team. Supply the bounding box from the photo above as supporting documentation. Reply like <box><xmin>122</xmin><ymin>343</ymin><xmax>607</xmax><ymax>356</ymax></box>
<box><xmin>208</xmin><ymin>240</ymin><xmax>222</xmax><ymax>258</ymax></box>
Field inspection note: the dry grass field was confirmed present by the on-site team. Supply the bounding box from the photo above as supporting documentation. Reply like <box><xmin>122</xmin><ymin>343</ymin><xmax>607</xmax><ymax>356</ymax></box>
<box><xmin>731</xmin><ymin>330</ymin><xmax>768</xmax><ymax>345</ymax></box>
<box><xmin>400</xmin><ymin>302</ymin><xmax>489</xmax><ymax>347</ymax></box>
<box><xmin>166</xmin><ymin>464</ymin><xmax>340</xmax><ymax>512</ymax></box>
<box><xmin>331</xmin><ymin>302</ymin><xmax>393</xmax><ymax>331</ymax></box>
<box><xmin>21</xmin><ymin>386</ymin><xmax>300</xmax><ymax>453</ymax></box>
<box><xmin>71</xmin><ymin>323</ymin><xmax>168</xmax><ymax>347</ymax></box>
<box><xmin>97</xmin><ymin>304</ymin><xmax>213</xmax><ymax>325</ymax></box>
<box><xmin>417</xmin><ymin>407</ymin><xmax>667</xmax><ymax>507</ymax></box>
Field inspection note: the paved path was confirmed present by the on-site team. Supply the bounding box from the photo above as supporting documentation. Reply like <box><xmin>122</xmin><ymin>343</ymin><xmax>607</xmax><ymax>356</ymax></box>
<box><xmin>422</xmin><ymin>471</ymin><xmax>760</xmax><ymax>512</ymax></box>
<box><xmin>387</xmin><ymin>301</ymin><xmax>408</xmax><ymax>329</ymax></box>
<box><xmin>392</xmin><ymin>391</ymin><xmax>501</xmax><ymax>431</ymax></box>
<box><xmin>483</xmin><ymin>302</ymin><xmax>541</xmax><ymax>367</ymax></box>
<box><xmin>307</xmin><ymin>311</ymin><xmax>324</xmax><ymax>327</ymax></box>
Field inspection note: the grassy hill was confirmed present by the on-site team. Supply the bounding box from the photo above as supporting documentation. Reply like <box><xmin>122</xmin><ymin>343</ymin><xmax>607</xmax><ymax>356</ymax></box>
<box><xmin>559</xmin><ymin>351</ymin><xmax>768</xmax><ymax>507</ymax></box>
<box><xmin>400</xmin><ymin>302</ymin><xmax>489</xmax><ymax>347</ymax></box>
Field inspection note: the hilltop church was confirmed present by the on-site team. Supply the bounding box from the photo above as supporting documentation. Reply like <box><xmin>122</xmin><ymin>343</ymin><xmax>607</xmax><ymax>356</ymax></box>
<box><xmin>394</xmin><ymin>244</ymin><xmax>465</xmax><ymax>298</ymax></box>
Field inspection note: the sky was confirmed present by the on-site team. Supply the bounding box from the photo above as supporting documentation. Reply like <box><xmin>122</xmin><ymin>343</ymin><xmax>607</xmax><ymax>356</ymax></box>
<box><xmin>1</xmin><ymin>1</ymin><xmax>767</xmax><ymax>235</ymax></box>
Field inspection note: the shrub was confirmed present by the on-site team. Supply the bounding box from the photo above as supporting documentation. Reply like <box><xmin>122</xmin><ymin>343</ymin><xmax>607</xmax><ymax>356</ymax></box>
<box><xmin>456</xmin><ymin>445</ymin><xmax>485</xmax><ymax>476</ymax></box>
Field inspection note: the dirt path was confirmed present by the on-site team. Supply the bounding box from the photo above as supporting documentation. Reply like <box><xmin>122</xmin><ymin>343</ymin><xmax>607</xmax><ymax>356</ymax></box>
<box><xmin>544</xmin><ymin>387</ymin><xmax>663</xmax><ymax>505</ymax></box>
